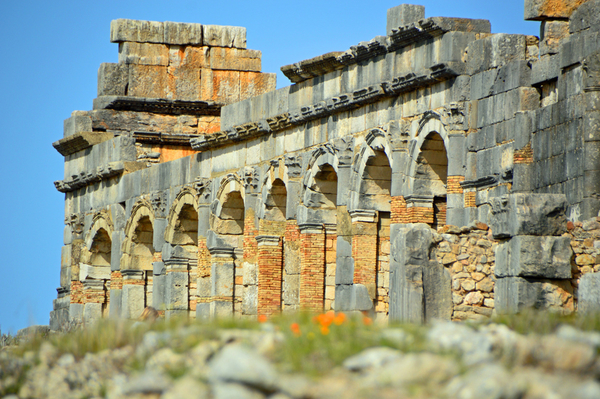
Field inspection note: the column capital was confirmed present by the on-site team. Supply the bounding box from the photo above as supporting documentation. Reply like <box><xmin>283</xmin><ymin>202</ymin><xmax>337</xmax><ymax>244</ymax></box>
<box><xmin>349</xmin><ymin>209</ymin><xmax>378</xmax><ymax>223</ymax></box>
<box><xmin>255</xmin><ymin>235</ymin><xmax>281</xmax><ymax>246</ymax></box>
<box><xmin>208</xmin><ymin>246</ymin><xmax>235</xmax><ymax>257</ymax></box>
<box><xmin>298</xmin><ymin>223</ymin><xmax>323</xmax><ymax>234</ymax></box>
<box><xmin>121</xmin><ymin>269</ymin><xmax>144</xmax><ymax>280</ymax></box>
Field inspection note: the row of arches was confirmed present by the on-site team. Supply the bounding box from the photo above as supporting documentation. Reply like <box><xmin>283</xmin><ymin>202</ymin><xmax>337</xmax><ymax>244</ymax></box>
<box><xmin>76</xmin><ymin>120</ymin><xmax>453</xmax><ymax>320</ymax></box>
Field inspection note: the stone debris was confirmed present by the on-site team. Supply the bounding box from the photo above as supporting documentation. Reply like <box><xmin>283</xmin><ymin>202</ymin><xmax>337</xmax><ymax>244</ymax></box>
<box><xmin>3</xmin><ymin>322</ymin><xmax>600</xmax><ymax>398</ymax></box>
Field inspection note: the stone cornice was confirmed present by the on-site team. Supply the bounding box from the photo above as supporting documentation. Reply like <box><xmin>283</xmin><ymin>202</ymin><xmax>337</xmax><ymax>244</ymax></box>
<box><xmin>53</xmin><ymin>131</ymin><xmax>114</xmax><ymax>157</ymax></box>
<box><xmin>133</xmin><ymin>131</ymin><xmax>200</xmax><ymax>146</ymax></box>
<box><xmin>281</xmin><ymin>17</ymin><xmax>490</xmax><ymax>84</ymax></box>
<box><xmin>93</xmin><ymin>95</ymin><xmax>222</xmax><ymax>116</ymax></box>
<box><xmin>191</xmin><ymin>62</ymin><xmax>464</xmax><ymax>151</ymax></box>
<box><xmin>54</xmin><ymin>161</ymin><xmax>126</xmax><ymax>193</ymax></box>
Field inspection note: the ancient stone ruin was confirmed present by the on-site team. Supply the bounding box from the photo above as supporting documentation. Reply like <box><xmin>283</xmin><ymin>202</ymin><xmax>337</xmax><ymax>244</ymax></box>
<box><xmin>51</xmin><ymin>1</ymin><xmax>600</xmax><ymax>329</ymax></box>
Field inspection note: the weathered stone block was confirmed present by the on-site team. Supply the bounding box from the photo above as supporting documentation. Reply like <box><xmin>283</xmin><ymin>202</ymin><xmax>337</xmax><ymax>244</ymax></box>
<box><xmin>79</xmin><ymin>264</ymin><xmax>111</xmax><ymax>281</ymax></box>
<box><xmin>212</xmin><ymin>262</ymin><xmax>234</xmax><ymax>297</ymax></box>
<box><xmin>283</xmin><ymin>274</ymin><xmax>299</xmax><ymax>305</ymax></box>
<box><xmin>467</xmin><ymin>34</ymin><xmax>527</xmax><ymax>75</ymax></box>
<box><xmin>122</xmin><ymin>284</ymin><xmax>145</xmax><ymax>319</ymax></box>
<box><xmin>128</xmin><ymin>64</ymin><xmax>168</xmax><ymax>98</ymax></box>
<box><xmin>334</xmin><ymin>284</ymin><xmax>373</xmax><ymax>312</ymax></box>
<box><xmin>540</xmin><ymin>21</ymin><xmax>570</xmax><ymax>56</ymax></box>
<box><xmin>242</xmin><ymin>284</ymin><xmax>257</xmax><ymax>315</ymax></box>
<box><xmin>496</xmin><ymin>276</ymin><xmax>573</xmax><ymax>313</ymax></box>
<box><xmin>110</xmin><ymin>19</ymin><xmax>164</xmax><ymax>44</ymax></box>
<box><xmin>386</xmin><ymin>4</ymin><xmax>425</xmax><ymax>35</ymax></box>
<box><xmin>495</xmin><ymin>236</ymin><xmax>572</xmax><ymax>279</ymax></box>
<box><xmin>97</xmin><ymin>63</ymin><xmax>129</xmax><ymax>96</ymax></box>
<box><xmin>118</xmin><ymin>42</ymin><xmax>169</xmax><ymax>66</ymax></box>
<box><xmin>83</xmin><ymin>303</ymin><xmax>102</xmax><ymax>325</ymax></box>
<box><xmin>166</xmin><ymin>66</ymin><xmax>201</xmax><ymax>101</ymax></box>
<box><xmin>525</xmin><ymin>0</ymin><xmax>589</xmax><ymax>21</ymax></box>
<box><xmin>164</xmin><ymin>21</ymin><xmax>203</xmax><ymax>45</ymax></box>
<box><xmin>240</xmin><ymin>72</ymin><xmax>276</xmax><ymax>101</ymax></box>
<box><xmin>209</xmin><ymin>48</ymin><xmax>261</xmax><ymax>72</ymax></box>
<box><xmin>63</xmin><ymin>112</ymin><xmax>92</xmax><ymax>138</ymax></box>
<box><xmin>489</xmin><ymin>193</ymin><xmax>568</xmax><ymax>238</ymax></box>
<box><xmin>165</xmin><ymin>271</ymin><xmax>189</xmax><ymax>311</ymax></box>
<box><xmin>202</xmin><ymin>25</ymin><xmax>246</xmax><ymax>48</ymax></box>
<box><xmin>569</xmin><ymin>0</ymin><xmax>600</xmax><ymax>33</ymax></box>
<box><xmin>579</xmin><ymin>272</ymin><xmax>600</xmax><ymax>312</ymax></box>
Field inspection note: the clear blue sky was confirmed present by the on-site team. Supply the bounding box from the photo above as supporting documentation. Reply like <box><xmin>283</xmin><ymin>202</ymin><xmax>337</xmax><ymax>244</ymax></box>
<box><xmin>0</xmin><ymin>0</ymin><xmax>538</xmax><ymax>333</ymax></box>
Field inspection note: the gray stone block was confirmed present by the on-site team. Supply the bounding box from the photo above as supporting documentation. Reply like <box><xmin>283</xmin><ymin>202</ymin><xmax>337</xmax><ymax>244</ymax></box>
<box><xmin>108</xmin><ymin>289</ymin><xmax>122</xmax><ymax>319</ymax></box>
<box><xmin>447</xmin><ymin>134</ymin><xmax>466</xmax><ymax>176</ymax></box>
<box><xmin>570</xmin><ymin>0</ymin><xmax>600</xmax><ymax>33</ymax></box>
<box><xmin>69</xmin><ymin>303</ymin><xmax>83</xmax><ymax>322</ymax></box>
<box><xmin>579</xmin><ymin>272</ymin><xmax>600</xmax><ymax>313</ymax></box>
<box><xmin>196</xmin><ymin>302</ymin><xmax>211</xmax><ymax>320</ymax></box>
<box><xmin>212</xmin><ymin>262</ymin><xmax>234</xmax><ymax>297</ymax></box>
<box><xmin>213</xmin><ymin>301</ymin><xmax>233</xmax><ymax>317</ymax></box>
<box><xmin>492</xmin><ymin>61</ymin><xmax>532</xmax><ymax>96</ymax></box>
<box><xmin>386</xmin><ymin>4</ymin><xmax>425</xmax><ymax>35</ymax></box>
<box><xmin>165</xmin><ymin>271</ymin><xmax>189</xmax><ymax>311</ymax></box>
<box><xmin>283</xmin><ymin>274</ymin><xmax>299</xmax><ymax>306</ymax></box>
<box><xmin>467</xmin><ymin>34</ymin><xmax>527</xmax><ymax>75</ymax></box>
<box><xmin>495</xmin><ymin>276</ymin><xmax>571</xmax><ymax>314</ymax></box>
<box><xmin>334</xmin><ymin>284</ymin><xmax>373</xmax><ymax>312</ymax></box>
<box><xmin>489</xmin><ymin>193</ymin><xmax>568</xmax><ymax>238</ymax></box>
<box><xmin>97</xmin><ymin>63</ymin><xmax>128</xmax><ymax>96</ymax></box>
<box><xmin>495</xmin><ymin>236</ymin><xmax>572</xmax><ymax>279</ymax></box>
<box><xmin>64</xmin><ymin>113</ymin><xmax>92</xmax><ymax>138</ymax></box>
<box><xmin>242</xmin><ymin>285</ymin><xmax>257</xmax><ymax>315</ymax></box>
<box><xmin>163</xmin><ymin>21</ymin><xmax>203</xmax><ymax>45</ymax></box>
<box><xmin>152</xmin><ymin>275</ymin><xmax>165</xmax><ymax>310</ymax></box>
<box><xmin>422</xmin><ymin>260</ymin><xmax>452</xmax><ymax>321</ymax></box>
<box><xmin>83</xmin><ymin>303</ymin><xmax>102</xmax><ymax>325</ymax></box>
<box><xmin>111</xmin><ymin>231</ymin><xmax>124</xmax><ymax>272</ymax></box>
<box><xmin>531</xmin><ymin>55</ymin><xmax>560</xmax><ymax>86</ymax></box>
<box><xmin>202</xmin><ymin>25</ymin><xmax>246</xmax><ymax>48</ymax></box>
<box><xmin>153</xmin><ymin>218</ymin><xmax>167</xmax><ymax>251</ymax></box>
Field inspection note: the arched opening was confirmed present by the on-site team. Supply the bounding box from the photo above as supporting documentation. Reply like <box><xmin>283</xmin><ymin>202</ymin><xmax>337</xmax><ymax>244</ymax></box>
<box><xmin>215</xmin><ymin>191</ymin><xmax>245</xmax><ymax>241</ymax></box>
<box><xmin>130</xmin><ymin>216</ymin><xmax>154</xmax><ymax>271</ymax></box>
<box><xmin>264</xmin><ymin>179</ymin><xmax>287</xmax><ymax>222</ymax></box>
<box><xmin>89</xmin><ymin>229</ymin><xmax>111</xmax><ymax>267</ymax></box>
<box><xmin>312</xmin><ymin>164</ymin><xmax>338</xmax><ymax>212</ymax></box>
<box><xmin>360</xmin><ymin>150</ymin><xmax>392</xmax><ymax>212</ymax></box>
<box><xmin>414</xmin><ymin>132</ymin><xmax>448</xmax><ymax>229</ymax></box>
<box><xmin>173</xmin><ymin>204</ymin><xmax>199</xmax><ymax>254</ymax></box>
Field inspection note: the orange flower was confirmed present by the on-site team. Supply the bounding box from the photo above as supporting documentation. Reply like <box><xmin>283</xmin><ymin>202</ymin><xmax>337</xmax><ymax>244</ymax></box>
<box><xmin>333</xmin><ymin>312</ymin><xmax>346</xmax><ymax>325</ymax></box>
<box><xmin>290</xmin><ymin>322</ymin><xmax>301</xmax><ymax>337</ymax></box>
<box><xmin>314</xmin><ymin>311</ymin><xmax>335</xmax><ymax>328</ymax></box>
<box><xmin>258</xmin><ymin>314</ymin><xmax>268</xmax><ymax>323</ymax></box>
<box><xmin>320</xmin><ymin>325</ymin><xmax>330</xmax><ymax>335</ymax></box>
<box><xmin>363</xmin><ymin>316</ymin><xmax>373</xmax><ymax>326</ymax></box>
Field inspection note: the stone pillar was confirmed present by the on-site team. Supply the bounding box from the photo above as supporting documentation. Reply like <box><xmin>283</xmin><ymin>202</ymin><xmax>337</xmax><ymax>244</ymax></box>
<box><xmin>209</xmin><ymin>247</ymin><xmax>235</xmax><ymax>317</ymax></box>
<box><xmin>299</xmin><ymin>223</ymin><xmax>326</xmax><ymax>311</ymax></box>
<box><xmin>324</xmin><ymin>223</ymin><xmax>337</xmax><ymax>311</ymax></box>
<box><xmin>350</xmin><ymin>210</ymin><xmax>378</xmax><ymax>300</ymax></box>
<box><xmin>164</xmin><ymin>258</ymin><xmax>190</xmax><ymax>318</ymax></box>
<box><xmin>196</xmin><ymin>237</ymin><xmax>212</xmax><ymax>319</ymax></box>
<box><xmin>82</xmin><ymin>280</ymin><xmax>105</xmax><ymax>325</ymax></box>
<box><xmin>121</xmin><ymin>269</ymin><xmax>145</xmax><ymax>319</ymax></box>
<box><xmin>152</xmin><ymin>261</ymin><xmax>166</xmax><ymax>312</ymax></box>
<box><xmin>256</xmin><ymin>235</ymin><xmax>283</xmax><ymax>316</ymax></box>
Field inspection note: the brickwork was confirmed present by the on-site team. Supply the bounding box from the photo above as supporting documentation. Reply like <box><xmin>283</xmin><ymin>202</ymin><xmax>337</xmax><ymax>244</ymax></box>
<box><xmin>376</xmin><ymin>215</ymin><xmax>391</xmax><ymax>317</ymax></box>
<box><xmin>70</xmin><ymin>281</ymin><xmax>83</xmax><ymax>304</ymax></box>
<box><xmin>352</xmin><ymin>222</ymin><xmax>378</xmax><ymax>299</ymax></box>
<box><xmin>566</xmin><ymin>217</ymin><xmax>600</xmax><ymax>310</ymax></box>
<box><xmin>447</xmin><ymin>176</ymin><xmax>465</xmax><ymax>194</ymax></box>
<box><xmin>111</xmin><ymin>271</ymin><xmax>123</xmax><ymax>290</ymax></box>
<box><xmin>464</xmin><ymin>191</ymin><xmax>477</xmax><ymax>208</ymax></box>
<box><xmin>299</xmin><ymin>231</ymin><xmax>326</xmax><ymax>311</ymax></box>
<box><xmin>257</xmin><ymin>239</ymin><xmax>283</xmax><ymax>316</ymax></box>
<box><xmin>514</xmin><ymin>142</ymin><xmax>533</xmax><ymax>164</ymax></box>
<box><xmin>391</xmin><ymin>196</ymin><xmax>409</xmax><ymax>224</ymax></box>
<box><xmin>408</xmin><ymin>206</ymin><xmax>434</xmax><ymax>224</ymax></box>
<box><xmin>82</xmin><ymin>288</ymin><xmax>106</xmax><ymax>304</ymax></box>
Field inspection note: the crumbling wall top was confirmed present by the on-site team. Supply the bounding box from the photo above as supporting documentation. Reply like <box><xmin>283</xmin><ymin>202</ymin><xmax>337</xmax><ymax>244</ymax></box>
<box><xmin>110</xmin><ymin>19</ymin><xmax>247</xmax><ymax>49</ymax></box>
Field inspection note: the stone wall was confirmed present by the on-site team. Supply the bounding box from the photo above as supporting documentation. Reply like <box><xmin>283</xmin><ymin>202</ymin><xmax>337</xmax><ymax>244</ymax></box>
<box><xmin>51</xmin><ymin>1</ymin><xmax>600</xmax><ymax>329</ymax></box>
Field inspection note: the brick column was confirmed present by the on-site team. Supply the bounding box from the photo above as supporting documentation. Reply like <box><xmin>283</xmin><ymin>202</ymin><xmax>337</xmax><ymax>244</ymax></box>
<box><xmin>299</xmin><ymin>223</ymin><xmax>326</xmax><ymax>311</ymax></box>
<box><xmin>256</xmin><ymin>235</ymin><xmax>283</xmax><ymax>316</ymax></box>
<box><xmin>350</xmin><ymin>210</ymin><xmax>378</xmax><ymax>299</ymax></box>
<box><xmin>209</xmin><ymin>247</ymin><xmax>235</xmax><ymax>317</ymax></box>
<box><xmin>324</xmin><ymin>223</ymin><xmax>337</xmax><ymax>310</ymax></box>
<box><xmin>121</xmin><ymin>269</ymin><xmax>145</xmax><ymax>319</ymax></box>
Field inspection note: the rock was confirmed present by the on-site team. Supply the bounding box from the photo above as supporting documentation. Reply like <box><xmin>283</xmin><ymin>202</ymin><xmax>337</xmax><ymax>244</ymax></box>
<box><xmin>427</xmin><ymin>321</ymin><xmax>493</xmax><ymax>365</ymax></box>
<box><xmin>464</xmin><ymin>291</ymin><xmax>484</xmax><ymax>305</ymax></box>
<box><xmin>208</xmin><ymin>344</ymin><xmax>277</xmax><ymax>392</ymax></box>
<box><xmin>212</xmin><ymin>382</ymin><xmax>266</xmax><ymax>399</ymax></box>
<box><xmin>370</xmin><ymin>352</ymin><xmax>458</xmax><ymax>387</ymax></box>
<box><xmin>342</xmin><ymin>347</ymin><xmax>402</xmax><ymax>371</ymax></box>
<box><xmin>161</xmin><ymin>376</ymin><xmax>210</xmax><ymax>399</ymax></box>
<box><xmin>122</xmin><ymin>371</ymin><xmax>170</xmax><ymax>395</ymax></box>
<box><xmin>444</xmin><ymin>363</ymin><xmax>526</xmax><ymax>399</ymax></box>
<box><xmin>461</xmin><ymin>279</ymin><xmax>476</xmax><ymax>291</ymax></box>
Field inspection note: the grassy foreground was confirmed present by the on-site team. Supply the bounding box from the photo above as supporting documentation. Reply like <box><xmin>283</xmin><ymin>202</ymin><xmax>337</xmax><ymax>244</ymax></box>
<box><xmin>3</xmin><ymin>310</ymin><xmax>600</xmax><ymax>397</ymax></box>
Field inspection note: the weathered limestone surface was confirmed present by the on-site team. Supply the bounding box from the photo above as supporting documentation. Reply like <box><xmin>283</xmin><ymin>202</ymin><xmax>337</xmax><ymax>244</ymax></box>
<box><xmin>51</xmin><ymin>1</ymin><xmax>600</xmax><ymax>329</ymax></box>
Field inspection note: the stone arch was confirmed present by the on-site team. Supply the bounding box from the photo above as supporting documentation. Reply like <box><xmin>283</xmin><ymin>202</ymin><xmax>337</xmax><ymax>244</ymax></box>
<box><xmin>80</xmin><ymin>212</ymin><xmax>113</xmax><ymax>320</ymax></box>
<box><xmin>211</xmin><ymin>174</ymin><xmax>245</xmax><ymax>244</ymax></box>
<box><xmin>347</xmin><ymin>129</ymin><xmax>394</xmax><ymax>317</ymax></box>
<box><xmin>165</xmin><ymin>187</ymin><xmax>199</xmax><ymax>254</ymax></box>
<box><xmin>406</xmin><ymin>114</ymin><xmax>449</xmax><ymax>229</ymax></box>
<box><xmin>121</xmin><ymin>201</ymin><xmax>155</xmax><ymax>271</ymax></box>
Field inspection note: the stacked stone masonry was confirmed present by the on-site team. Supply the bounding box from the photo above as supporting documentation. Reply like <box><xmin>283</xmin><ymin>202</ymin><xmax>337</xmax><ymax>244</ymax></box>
<box><xmin>51</xmin><ymin>0</ymin><xmax>600</xmax><ymax>329</ymax></box>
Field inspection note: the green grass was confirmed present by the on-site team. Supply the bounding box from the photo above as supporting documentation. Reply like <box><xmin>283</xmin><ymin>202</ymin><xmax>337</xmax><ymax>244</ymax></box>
<box><xmin>482</xmin><ymin>309</ymin><xmax>600</xmax><ymax>335</ymax></box>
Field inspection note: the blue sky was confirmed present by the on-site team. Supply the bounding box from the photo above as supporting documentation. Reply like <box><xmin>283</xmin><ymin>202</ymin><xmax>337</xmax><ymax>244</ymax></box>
<box><xmin>0</xmin><ymin>0</ymin><xmax>539</xmax><ymax>333</ymax></box>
